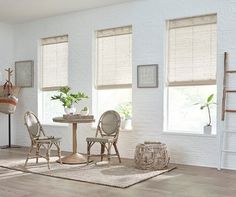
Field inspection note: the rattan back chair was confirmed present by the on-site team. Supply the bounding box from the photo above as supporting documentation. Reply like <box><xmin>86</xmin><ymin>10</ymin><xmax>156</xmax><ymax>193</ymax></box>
<box><xmin>24</xmin><ymin>111</ymin><xmax>62</xmax><ymax>169</ymax></box>
<box><xmin>86</xmin><ymin>110</ymin><xmax>121</xmax><ymax>165</ymax></box>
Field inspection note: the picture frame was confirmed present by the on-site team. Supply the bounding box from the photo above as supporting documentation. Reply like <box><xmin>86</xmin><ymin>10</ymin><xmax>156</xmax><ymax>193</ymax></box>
<box><xmin>137</xmin><ymin>64</ymin><xmax>158</xmax><ymax>88</ymax></box>
<box><xmin>15</xmin><ymin>60</ymin><xmax>34</xmax><ymax>87</ymax></box>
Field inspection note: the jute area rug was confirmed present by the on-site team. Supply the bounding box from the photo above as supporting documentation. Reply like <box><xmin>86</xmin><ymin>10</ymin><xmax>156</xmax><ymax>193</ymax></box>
<box><xmin>0</xmin><ymin>151</ymin><xmax>176</xmax><ymax>188</ymax></box>
<box><xmin>0</xmin><ymin>167</ymin><xmax>27</xmax><ymax>181</ymax></box>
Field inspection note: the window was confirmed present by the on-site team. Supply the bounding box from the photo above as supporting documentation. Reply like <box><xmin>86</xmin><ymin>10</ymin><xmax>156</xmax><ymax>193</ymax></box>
<box><xmin>165</xmin><ymin>14</ymin><xmax>217</xmax><ymax>134</ymax></box>
<box><xmin>40</xmin><ymin>35</ymin><xmax>68</xmax><ymax>124</ymax></box>
<box><xmin>95</xmin><ymin>26</ymin><xmax>132</xmax><ymax>127</ymax></box>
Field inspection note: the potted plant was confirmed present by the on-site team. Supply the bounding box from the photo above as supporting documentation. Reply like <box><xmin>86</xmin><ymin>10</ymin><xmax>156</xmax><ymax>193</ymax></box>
<box><xmin>80</xmin><ymin>106</ymin><xmax>89</xmax><ymax>116</ymax></box>
<box><xmin>117</xmin><ymin>102</ymin><xmax>132</xmax><ymax>130</ymax></box>
<box><xmin>195</xmin><ymin>94</ymin><xmax>215</xmax><ymax>135</ymax></box>
<box><xmin>51</xmin><ymin>86</ymin><xmax>88</xmax><ymax>115</ymax></box>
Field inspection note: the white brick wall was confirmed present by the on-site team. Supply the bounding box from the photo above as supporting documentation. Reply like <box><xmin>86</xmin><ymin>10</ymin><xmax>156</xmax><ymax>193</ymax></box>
<box><xmin>0</xmin><ymin>0</ymin><xmax>235</xmax><ymax>169</ymax></box>
<box><xmin>0</xmin><ymin>22</ymin><xmax>14</xmax><ymax>146</ymax></box>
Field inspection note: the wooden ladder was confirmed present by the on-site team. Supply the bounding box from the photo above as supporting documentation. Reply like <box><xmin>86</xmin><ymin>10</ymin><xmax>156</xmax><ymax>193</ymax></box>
<box><xmin>219</xmin><ymin>52</ymin><xmax>236</xmax><ymax>169</ymax></box>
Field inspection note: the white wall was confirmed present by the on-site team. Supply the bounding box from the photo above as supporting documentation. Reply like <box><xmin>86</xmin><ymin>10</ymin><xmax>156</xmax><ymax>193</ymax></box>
<box><xmin>0</xmin><ymin>23</ymin><xmax>14</xmax><ymax>146</ymax></box>
<box><xmin>9</xmin><ymin>0</ymin><xmax>236</xmax><ymax>169</ymax></box>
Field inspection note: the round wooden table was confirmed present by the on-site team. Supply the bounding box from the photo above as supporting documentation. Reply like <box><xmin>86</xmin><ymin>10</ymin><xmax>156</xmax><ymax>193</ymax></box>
<box><xmin>53</xmin><ymin>116</ymin><xmax>95</xmax><ymax>164</ymax></box>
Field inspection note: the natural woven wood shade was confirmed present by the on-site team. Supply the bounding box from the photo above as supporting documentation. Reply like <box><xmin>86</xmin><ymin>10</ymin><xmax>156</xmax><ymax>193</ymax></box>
<box><xmin>41</xmin><ymin>35</ymin><xmax>68</xmax><ymax>90</ymax></box>
<box><xmin>167</xmin><ymin>14</ymin><xmax>217</xmax><ymax>86</ymax></box>
<box><xmin>96</xmin><ymin>26</ymin><xmax>132</xmax><ymax>89</ymax></box>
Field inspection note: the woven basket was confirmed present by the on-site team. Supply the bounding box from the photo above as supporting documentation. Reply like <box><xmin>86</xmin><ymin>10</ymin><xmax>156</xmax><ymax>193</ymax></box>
<box><xmin>134</xmin><ymin>141</ymin><xmax>170</xmax><ymax>170</ymax></box>
<box><xmin>0</xmin><ymin>97</ymin><xmax>18</xmax><ymax>114</ymax></box>
<box><xmin>0</xmin><ymin>86</ymin><xmax>20</xmax><ymax>114</ymax></box>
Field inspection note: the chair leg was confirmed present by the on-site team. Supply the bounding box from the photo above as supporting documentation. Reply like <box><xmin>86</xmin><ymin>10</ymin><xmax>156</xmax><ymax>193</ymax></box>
<box><xmin>46</xmin><ymin>144</ymin><xmax>51</xmax><ymax>169</ymax></box>
<box><xmin>107</xmin><ymin>143</ymin><xmax>112</xmax><ymax>166</ymax></box>
<box><xmin>36</xmin><ymin>144</ymin><xmax>40</xmax><ymax>164</ymax></box>
<box><xmin>87</xmin><ymin>141</ymin><xmax>91</xmax><ymax>165</ymax></box>
<box><xmin>113</xmin><ymin>143</ymin><xmax>121</xmax><ymax>163</ymax></box>
<box><xmin>56</xmin><ymin>142</ymin><xmax>62</xmax><ymax>165</ymax></box>
<box><xmin>100</xmin><ymin>143</ymin><xmax>105</xmax><ymax>161</ymax></box>
<box><xmin>24</xmin><ymin>145</ymin><xmax>33</xmax><ymax>167</ymax></box>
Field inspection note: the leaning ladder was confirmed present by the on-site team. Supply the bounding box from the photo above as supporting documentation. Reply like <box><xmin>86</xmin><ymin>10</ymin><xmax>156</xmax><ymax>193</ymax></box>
<box><xmin>219</xmin><ymin>52</ymin><xmax>236</xmax><ymax>169</ymax></box>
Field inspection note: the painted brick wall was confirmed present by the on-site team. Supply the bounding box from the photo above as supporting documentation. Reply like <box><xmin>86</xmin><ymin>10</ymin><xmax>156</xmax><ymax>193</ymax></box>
<box><xmin>2</xmin><ymin>0</ymin><xmax>235</xmax><ymax>169</ymax></box>
<box><xmin>0</xmin><ymin>23</ymin><xmax>14</xmax><ymax>146</ymax></box>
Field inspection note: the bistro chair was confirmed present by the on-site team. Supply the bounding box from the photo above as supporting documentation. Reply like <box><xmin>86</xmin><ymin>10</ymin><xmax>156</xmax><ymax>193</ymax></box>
<box><xmin>86</xmin><ymin>110</ymin><xmax>121</xmax><ymax>165</ymax></box>
<box><xmin>24</xmin><ymin>111</ymin><xmax>62</xmax><ymax>169</ymax></box>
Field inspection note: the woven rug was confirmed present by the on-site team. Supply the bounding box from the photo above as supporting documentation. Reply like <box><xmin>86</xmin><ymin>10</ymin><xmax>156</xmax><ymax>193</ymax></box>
<box><xmin>0</xmin><ymin>167</ymin><xmax>27</xmax><ymax>180</ymax></box>
<box><xmin>0</xmin><ymin>152</ymin><xmax>176</xmax><ymax>188</ymax></box>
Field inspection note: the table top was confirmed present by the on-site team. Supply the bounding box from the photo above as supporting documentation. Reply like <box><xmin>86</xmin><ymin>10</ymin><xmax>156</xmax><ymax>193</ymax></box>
<box><xmin>53</xmin><ymin>117</ymin><xmax>95</xmax><ymax>123</ymax></box>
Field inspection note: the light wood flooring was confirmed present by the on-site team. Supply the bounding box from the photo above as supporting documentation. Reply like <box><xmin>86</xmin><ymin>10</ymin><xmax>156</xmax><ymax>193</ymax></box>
<box><xmin>0</xmin><ymin>147</ymin><xmax>236</xmax><ymax>197</ymax></box>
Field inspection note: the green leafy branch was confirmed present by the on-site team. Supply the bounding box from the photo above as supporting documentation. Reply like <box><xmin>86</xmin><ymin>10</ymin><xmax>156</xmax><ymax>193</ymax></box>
<box><xmin>51</xmin><ymin>87</ymin><xmax>88</xmax><ymax>108</ymax></box>
<box><xmin>194</xmin><ymin>94</ymin><xmax>216</xmax><ymax>126</ymax></box>
<box><xmin>117</xmin><ymin>102</ymin><xmax>132</xmax><ymax>119</ymax></box>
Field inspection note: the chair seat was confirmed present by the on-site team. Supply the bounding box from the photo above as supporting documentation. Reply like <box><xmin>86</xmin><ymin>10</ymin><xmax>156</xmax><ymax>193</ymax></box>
<box><xmin>86</xmin><ymin>136</ymin><xmax>115</xmax><ymax>143</ymax></box>
<box><xmin>34</xmin><ymin>137</ymin><xmax>61</xmax><ymax>143</ymax></box>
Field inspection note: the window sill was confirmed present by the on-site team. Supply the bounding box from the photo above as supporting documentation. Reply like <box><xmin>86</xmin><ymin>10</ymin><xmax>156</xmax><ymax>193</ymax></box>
<box><xmin>91</xmin><ymin>126</ymin><xmax>133</xmax><ymax>132</ymax></box>
<box><xmin>162</xmin><ymin>131</ymin><xmax>217</xmax><ymax>138</ymax></box>
<box><xmin>42</xmin><ymin>123</ymin><xmax>69</xmax><ymax>127</ymax></box>
<box><xmin>120</xmin><ymin>128</ymin><xmax>133</xmax><ymax>132</ymax></box>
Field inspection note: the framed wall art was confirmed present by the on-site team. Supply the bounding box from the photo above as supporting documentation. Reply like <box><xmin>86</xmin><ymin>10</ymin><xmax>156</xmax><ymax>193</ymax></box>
<box><xmin>137</xmin><ymin>64</ymin><xmax>158</xmax><ymax>88</ymax></box>
<box><xmin>15</xmin><ymin>60</ymin><xmax>34</xmax><ymax>87</ymax></box>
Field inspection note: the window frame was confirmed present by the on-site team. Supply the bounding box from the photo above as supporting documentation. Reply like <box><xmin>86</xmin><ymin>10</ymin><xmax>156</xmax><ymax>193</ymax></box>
<box><xmin>164</xmin><ymin>15</ymin><xmax>217</xmax><ymax>135</ymax></box>
<box><xmin>39</xmin><ymin>35</ymin><xmax>69</xmax><ymax>125</ymax></box>
<box><xmin>93</xmin><ymin>26</ymin><xmax>133</xmax><ymax>128</ymax></box>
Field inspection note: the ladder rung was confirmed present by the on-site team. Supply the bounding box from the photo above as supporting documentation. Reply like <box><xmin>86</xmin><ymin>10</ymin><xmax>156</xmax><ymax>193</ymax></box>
<box><xmin>226</xmin><ymin>90</ymin><xmax>236</xmax><ymax>93</ymax></box>
<box><xmin>225</xmin><ymin>109</ymin><xmax>236</xmax><ymax>113</ymax></box>
<box><xmin>224</xmin><ymin>130</ymin><xmax>236</xmax><ymax>133</ymax></box>
<box><xmin>222</xmin><ymin>150</ymin><xmax>236</xmax><ymax>154</ymax></box>
<box><xmin>226</xmin><ymin>70</ymin><xmax>236</xmax><ymax>73</ymax></box>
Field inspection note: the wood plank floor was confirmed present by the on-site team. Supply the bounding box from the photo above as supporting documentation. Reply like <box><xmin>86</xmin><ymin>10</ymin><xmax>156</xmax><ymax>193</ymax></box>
<box><xmin>0</xmin><ymin>148</ymin><xmax>236</xmax><ymax>197</ymax></box>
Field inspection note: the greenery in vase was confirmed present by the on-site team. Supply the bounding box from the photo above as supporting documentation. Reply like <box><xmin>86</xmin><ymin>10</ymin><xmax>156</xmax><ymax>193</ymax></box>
<box><xmin>195</xmin><ymin>94</ymin><xmax>215</xmax><ymax>126</ymax></box>
<box><xmin>51</xmin><ymin>87</ymin><xmax>88</xmax><ymax>108</ymax></box>
<box><xmin>117</xmin><ymin>102</ymin><xmax>132</xmax><ymax>119</ymax></box>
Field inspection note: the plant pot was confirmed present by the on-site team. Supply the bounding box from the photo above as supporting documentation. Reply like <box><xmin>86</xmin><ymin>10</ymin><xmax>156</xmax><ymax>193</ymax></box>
<box><xmin>204</xmin><ymin>125</ymin><xmax>212</xmax><ymax>135</ymax></box>
<box><xmin>120</xmin><ymin>118</ymin><xmax>125</xmax><ymax>129</ymax></box>
<box><xmin>64</xmin><ymin>105</ymin><xmax>76</xmax><ymax>115</ymax></box>
<box><xmin>124</xmin><ymin>119</ymin><xmax>132</xmax><ymax>130</ymax></box>
<box><xmin>80</xmin><ymin>109</ymin><xmax>89</xmax><ymax>116</ymax></box>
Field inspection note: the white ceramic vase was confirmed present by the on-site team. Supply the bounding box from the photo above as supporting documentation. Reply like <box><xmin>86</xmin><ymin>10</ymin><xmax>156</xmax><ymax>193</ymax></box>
<box><xmin>120</xmin><ymin>118</ymin><xmax>125</xmax><ymax>129</ymax></box>
<box><xmin>204</xmin><ymin>125</ymin><xmax>212</xmax><ymax>135</ymax></box>
<box><xmin>124</xmin><ymin>119</ymin><xmax>132</xmax><ymax>130</ymax></box>
<box><xmin>64</xmin><ymin>104</ymin><xmax>76</xmax><ymax>115</ymax></box>
<box><xmin>121</xmin><ymin>119</ymin><xmax>132</xmax><ymax>130</ymax></box>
